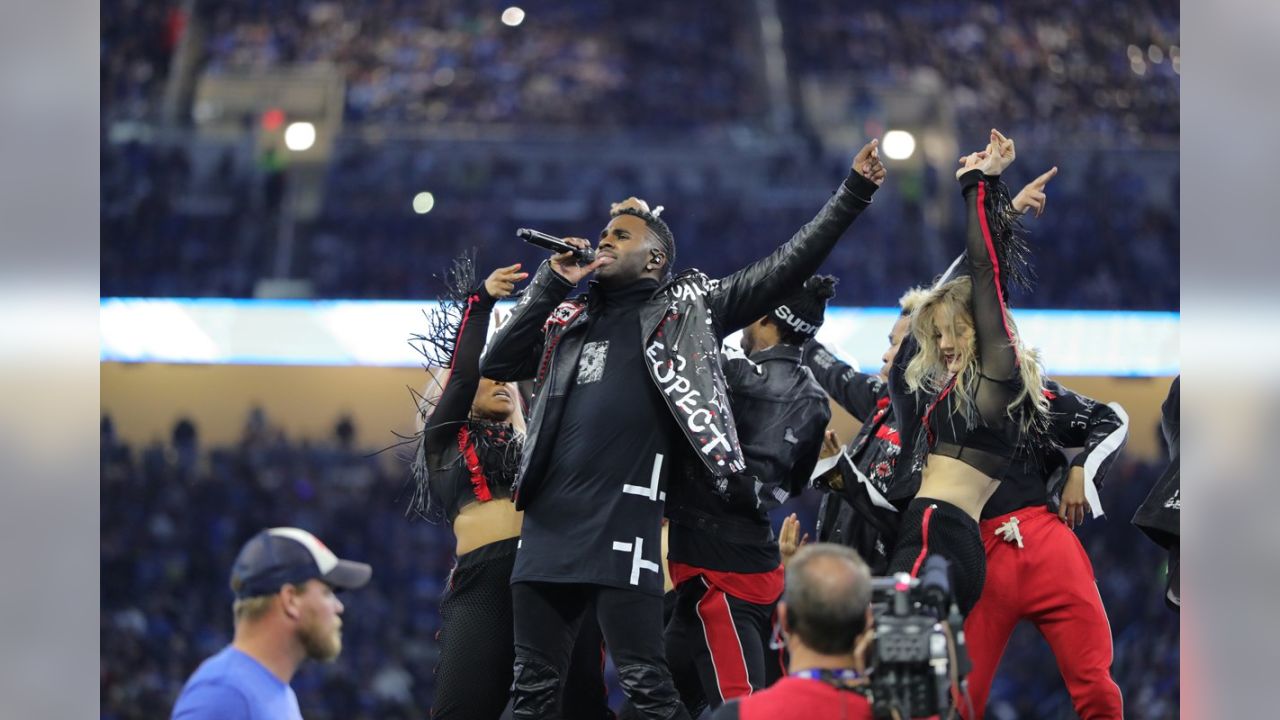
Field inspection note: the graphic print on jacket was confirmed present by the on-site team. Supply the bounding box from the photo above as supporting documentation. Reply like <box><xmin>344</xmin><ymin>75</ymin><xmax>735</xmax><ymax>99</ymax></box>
<box><xmin>577</xmin><ymin>341</ymin><xmax>609</xmax><ymax>384</ymax></box>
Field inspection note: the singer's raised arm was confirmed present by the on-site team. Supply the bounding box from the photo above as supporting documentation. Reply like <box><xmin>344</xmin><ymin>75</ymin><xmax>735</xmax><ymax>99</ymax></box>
<box><xmin>708</xmin><ymin>140</ymin><xmax>885</xmax><ymax>335</ymax></box>
<box><xmin>480</xmin><ymin>260</ymin><xmax>576</xmax><ymax>381</ymax></box>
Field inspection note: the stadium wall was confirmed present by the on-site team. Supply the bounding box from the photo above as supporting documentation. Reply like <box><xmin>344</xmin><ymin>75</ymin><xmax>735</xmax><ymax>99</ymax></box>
<box><xmin>101</xmin><ymin>362</ymin><xmax>1173</xmax><ymax>461</ymax></box>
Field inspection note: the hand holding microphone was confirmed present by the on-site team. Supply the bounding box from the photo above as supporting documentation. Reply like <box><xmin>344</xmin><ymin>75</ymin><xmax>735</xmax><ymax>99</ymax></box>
<box><xmin>517</xmin><ymin>228</ymin><xmax>611</xmax><ymax>284</ymax></box>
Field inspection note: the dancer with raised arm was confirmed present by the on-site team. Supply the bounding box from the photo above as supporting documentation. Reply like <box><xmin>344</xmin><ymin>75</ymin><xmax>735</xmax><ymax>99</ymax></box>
<box><xmin>409</xmin><ymin>258</ymin><xmax>608</xmax><ymax>720</ymax></box>
<box><xmin>884</xmin><ymin>129</ymin><xmax>1052</xmax><ymax>615</ymax></box>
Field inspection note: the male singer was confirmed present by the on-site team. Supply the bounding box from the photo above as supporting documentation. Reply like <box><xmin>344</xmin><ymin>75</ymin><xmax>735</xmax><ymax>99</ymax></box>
<box><xmin>481</xmin><ymin>140</ymin><xmax>886</xmax><ymax>720</ymax></box>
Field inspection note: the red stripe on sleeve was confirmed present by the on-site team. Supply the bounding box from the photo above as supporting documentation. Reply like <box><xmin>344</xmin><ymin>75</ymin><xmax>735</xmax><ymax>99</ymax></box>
<box><xmin>447</xmin><ymin>295</ymin><xmax>478</xmax><ymax>372</ymax></box>
<box><xmin>975</xmin><ymin>182</ymin><xmax>1019</xmax><ymax>356</ymax></box>
<box><xmin>431</xmin><ymin>293</ymin><xmax>479</xmax><ymax>417</ymax></box>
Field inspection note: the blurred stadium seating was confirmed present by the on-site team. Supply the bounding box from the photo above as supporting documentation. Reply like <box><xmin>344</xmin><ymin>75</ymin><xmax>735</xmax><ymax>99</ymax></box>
<box><xmin>100</xmin><ymin>0</ymin><xmax>1177</xmax><ymax>309</ymax></box>
<box><xmin>99</xmin><ymin>409</ymin><xmax>1178</xmax><ymax>720</ymax></box>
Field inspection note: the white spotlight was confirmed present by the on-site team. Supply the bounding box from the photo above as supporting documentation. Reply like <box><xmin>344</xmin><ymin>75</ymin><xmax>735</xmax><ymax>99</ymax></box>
<box><xmin>882</xmin><ymin>130</ymin><xmax>916</xmax><ymax>160</ymax></box>
<box><xmin>501</xmin><ymin>7</ymin><xmax>525</xmax><ymax>27</ymax></box>
<box><xmin>413</xmin><ymin>192</ymin><xmax>436</xmax><ymax>215</ymax></box>
<box><xmin>284</xmin><ymin>122</ymin><xmax>316</xmax><ymax>152</ymax></box>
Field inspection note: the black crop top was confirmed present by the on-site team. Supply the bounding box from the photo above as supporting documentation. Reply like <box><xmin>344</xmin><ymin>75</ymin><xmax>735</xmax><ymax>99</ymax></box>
<box><xmin>922</xmin><ymin>373</ymin><xmax>1026</xmax><ymax>478</ymax></box>
<box><xmin>418</xmin><ymin>286</ymin><xmax>522</xmax><ymax>523</ymax></box>
<box><xmin>891</xmin><ymin>170</ymin><xmax>1033</xmax><ymax>480</ymax></box>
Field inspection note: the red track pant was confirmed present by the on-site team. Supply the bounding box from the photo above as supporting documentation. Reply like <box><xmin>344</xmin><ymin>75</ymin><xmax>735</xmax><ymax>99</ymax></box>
<box><xmin>960</xmin><ymin>506</ymin><xmax>1123</xmax><ymax>719</ymax></box>
<box><xmin>665</xmin><ymin>563</ymin><xmax>785</xmax><ymax>712</ymax></box>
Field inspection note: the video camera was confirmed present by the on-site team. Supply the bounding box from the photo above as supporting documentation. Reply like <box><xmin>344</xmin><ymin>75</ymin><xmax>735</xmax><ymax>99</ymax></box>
<box><xmin>864</xmin><ymin>555</ymin><xmax>971</xmax><ymax>719</ymax></box>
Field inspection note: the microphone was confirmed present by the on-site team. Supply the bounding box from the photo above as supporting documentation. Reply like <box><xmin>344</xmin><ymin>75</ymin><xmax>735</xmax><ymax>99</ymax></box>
<box><xmin>517</xmin><ymin>228</ymin><xmax>597</xmax><ymax>265</ymax></box>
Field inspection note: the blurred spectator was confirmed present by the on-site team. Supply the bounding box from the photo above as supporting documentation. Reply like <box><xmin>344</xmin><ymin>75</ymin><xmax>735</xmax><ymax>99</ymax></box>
<box><xmin>101</xmin><ymin>0</ymin><xmax>183</xmax><ymax>120</ymax></box>
<box><xmin>335</xmin><ymin>415</ymin><xmax>356</xmax><ymax>451</ymax></box>
<box><xmin>260</xmin><ymin>148</ymin><xmax>288</xmax><ymax>215</ymax></box>
<box><xmin>172</xmin><ymin>417</ymin><xmax>199</xmax><ymax>470</ymax></box>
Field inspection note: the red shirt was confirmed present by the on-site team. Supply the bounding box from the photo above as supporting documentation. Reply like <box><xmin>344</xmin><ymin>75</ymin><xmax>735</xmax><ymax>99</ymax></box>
<box><xmin>712</xmin><ymin>677</ymin><xmax>873</xmax><ymax>720</ymax></box>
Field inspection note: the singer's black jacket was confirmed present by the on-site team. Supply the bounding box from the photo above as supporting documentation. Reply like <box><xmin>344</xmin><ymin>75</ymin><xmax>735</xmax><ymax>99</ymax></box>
<box><xmin>481</xmin><ymin>171</ymin><xmax>879</xmax><ymax>509</ymax></box>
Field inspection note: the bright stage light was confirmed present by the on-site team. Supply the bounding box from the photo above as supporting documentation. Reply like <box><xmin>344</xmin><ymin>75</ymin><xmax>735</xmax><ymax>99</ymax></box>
<box><xmin>882</xmin><ymin>130</ymin><xmax>916</xmax><ymax>160</ymax></box>
<box><xmin>284</xmin><ymin>122</ymin><xmax>316</xmax><ymax>152</ymax></box>
<box><xmin>501</xmin><ymin>7</ymin><xmax>525</xmax><ymax>27</ymax></box>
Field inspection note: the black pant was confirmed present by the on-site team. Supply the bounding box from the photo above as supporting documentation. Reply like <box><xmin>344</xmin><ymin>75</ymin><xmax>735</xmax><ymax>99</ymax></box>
<box><xmin>434</xmin><ymin>540</ymin><xmax>611</xmax><ymax>720</ymax></box>
<box><xmin>887</xmin><ymin>497</ymin><xmax>986</xmax><ymax>615</ymax></box>
<box><xmin>512</xmin><ymin>582</ymin><xmax>691</xmax><ymax>720</ymax></box>
<box><xmin>664</xmin><ymin>577</ymin><xmax>779</xmax><ymax>714</ymax></box>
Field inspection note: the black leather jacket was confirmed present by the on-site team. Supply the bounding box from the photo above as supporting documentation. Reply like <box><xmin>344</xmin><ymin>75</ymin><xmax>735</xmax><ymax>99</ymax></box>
<box><xmin>1134</xmin><ymin>375</ymin><xmax>1178</xmax><ymax>548</ymax></box>
<box><xmin>666</xmin><ymin>343</ymin><xmax>832</xmax><ymax>542</ymax></box>
<box><xmin>721</xmin><ymin>344</ymin><xmax>832</xmax><ymax>511</ymax></box>
<box><xmin>801</xmin><ymin>339</ymin><xmax>902</xmax><ymax>569</ymax></box>
<box><xmin>481</xmin><ymin>172</ymin><xmax>879</xmax><ymax>509</ymax></box>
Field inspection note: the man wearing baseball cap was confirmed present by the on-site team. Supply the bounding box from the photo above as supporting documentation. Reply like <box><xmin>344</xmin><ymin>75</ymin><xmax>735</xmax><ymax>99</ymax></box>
<box><xmin>171</xmin><ymin>527</ymin><xmax>372</xmax><ymax>719</ymax></box>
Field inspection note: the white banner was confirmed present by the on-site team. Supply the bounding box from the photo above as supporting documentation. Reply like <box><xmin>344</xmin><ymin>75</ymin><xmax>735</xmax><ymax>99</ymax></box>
<box><xmin>100</xmin><ymin>299</ymin><xmax>1179</xmax><ymax>376</ymax></box>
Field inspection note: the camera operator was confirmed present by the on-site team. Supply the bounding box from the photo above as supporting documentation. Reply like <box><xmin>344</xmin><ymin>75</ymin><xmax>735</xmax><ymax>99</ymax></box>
<box><xmin>711</xmin><ymin>544</ymin><xmax>874</xmax><ymax>720</ymax></box>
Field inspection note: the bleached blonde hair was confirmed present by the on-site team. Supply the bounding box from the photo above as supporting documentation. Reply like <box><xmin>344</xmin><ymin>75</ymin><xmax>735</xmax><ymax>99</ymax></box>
<box><xmin>904</xmin><ymin>276</ymin><xmax>1048</xmax><ymax>428</ymax></box>
<box><xmin>898</xmin><ymin>286</ymin><xmax>931</xmax><ymax>316</ymax></box>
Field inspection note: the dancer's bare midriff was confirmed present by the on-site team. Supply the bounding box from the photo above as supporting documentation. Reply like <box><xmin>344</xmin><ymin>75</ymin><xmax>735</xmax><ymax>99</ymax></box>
<box><xmin>919</xmin><ymin>454</ymin><xmax>1000</xmax><ymax>521</ymax></box>
<box><xmin>454</xmin><ymin>498</ymin><xmax>523</xmax><ymax>556</ymax></box>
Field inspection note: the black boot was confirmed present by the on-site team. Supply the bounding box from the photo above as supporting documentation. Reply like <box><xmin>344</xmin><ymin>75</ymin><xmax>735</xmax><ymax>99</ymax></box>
<box><xmin>615</xmin><ymin>664</ymin><xmax>692</xmax><ymax>720</ymax></box>
<box><xmin>511</xmin><ymin>655</ymin><xmax>562</xmax><ymax>720</ymax></box>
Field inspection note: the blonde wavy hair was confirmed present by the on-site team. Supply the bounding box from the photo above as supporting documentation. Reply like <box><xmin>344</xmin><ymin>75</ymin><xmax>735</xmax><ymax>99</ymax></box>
<box><xmin>904</xmin><ymin>276</ymin><xmax>1048</xmax><ymax>429</ymax></box>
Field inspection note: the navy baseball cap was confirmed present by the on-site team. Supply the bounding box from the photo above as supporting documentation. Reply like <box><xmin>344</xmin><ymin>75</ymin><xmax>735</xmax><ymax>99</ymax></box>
<box><xmin>230</xmin><ymin>527</ymin><xmax>372</xmax><ymax>599</ymax></box>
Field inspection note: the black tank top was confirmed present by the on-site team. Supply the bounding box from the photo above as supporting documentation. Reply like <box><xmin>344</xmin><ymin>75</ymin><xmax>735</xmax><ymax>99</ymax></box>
<box><xmin>413</xmin><ymin>285</ymin><xmax>524</xmax><ymax>524</ymax></box>
<box><xmin>429</xmin><ymin>420</ymin><xmax>521</xmax><ymax>523</ymax></box>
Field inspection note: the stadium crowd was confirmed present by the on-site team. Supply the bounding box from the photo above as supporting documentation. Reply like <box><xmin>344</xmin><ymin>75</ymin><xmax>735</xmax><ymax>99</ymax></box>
<box><xmin>101</xmin><ymin>137</ymin><xmax>1178</xmax><ymax>309</ymax></box>
<box><xmin>99</xmin><ymin>1</ymin><xmax>1178</xmax><ymax>309</ymax></box>
<box><xmin>780</xmin><ymin>0</ymin><xmax>1180</xmax><ymax>144</ymax></box>
<box><xmin>104</xmin><ymin>0</ymin><xmax>1177</xmax><ymax>140</ymax></box>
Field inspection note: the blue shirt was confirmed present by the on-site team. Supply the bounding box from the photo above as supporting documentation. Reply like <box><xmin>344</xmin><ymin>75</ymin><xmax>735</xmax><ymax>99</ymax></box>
<box><xmin>171</xmin><ymin>646</ymin><xmax>303</xmax><ymax>720</ymax></box>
